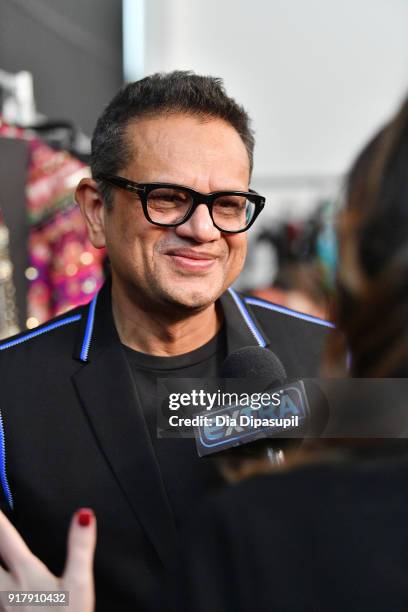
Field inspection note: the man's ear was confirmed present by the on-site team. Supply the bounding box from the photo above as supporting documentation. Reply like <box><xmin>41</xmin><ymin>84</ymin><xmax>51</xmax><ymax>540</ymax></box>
<box><xmin>75</xmin><ymin>178</ymin><xmax>107</xmax><ymax>248</ymax></box>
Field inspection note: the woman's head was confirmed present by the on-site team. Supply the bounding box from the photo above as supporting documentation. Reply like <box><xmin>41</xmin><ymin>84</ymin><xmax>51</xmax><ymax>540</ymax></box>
<box><xmin>216</xmin><ymin>97</ymin><xmax>408</xmax><ymax>480</ymax></box>
<box><xmin>328</xmin><ymin>96</ymin><xmax>408</xmax><ymax>377</ymax></box>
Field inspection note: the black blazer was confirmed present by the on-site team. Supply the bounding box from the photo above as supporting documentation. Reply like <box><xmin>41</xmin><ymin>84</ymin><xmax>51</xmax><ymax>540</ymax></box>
<box><xmin>0</xmin><ymin>281</ymin><xmax>332</xmax><ymax>611</ymax></box>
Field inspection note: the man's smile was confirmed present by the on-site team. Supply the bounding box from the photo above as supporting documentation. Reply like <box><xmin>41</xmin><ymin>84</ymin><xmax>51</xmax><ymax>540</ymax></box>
<box><xmin>164</xmin><ymin>247</ymin><xmax>219</xmax><ymax>271</ymax></box>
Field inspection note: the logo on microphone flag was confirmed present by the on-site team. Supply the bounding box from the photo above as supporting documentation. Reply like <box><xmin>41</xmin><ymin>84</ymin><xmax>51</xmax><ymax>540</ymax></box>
<box><xmin>195</xmin><ymin>380</ymin><xmax>309</xmax><ymax>457</ymax></box>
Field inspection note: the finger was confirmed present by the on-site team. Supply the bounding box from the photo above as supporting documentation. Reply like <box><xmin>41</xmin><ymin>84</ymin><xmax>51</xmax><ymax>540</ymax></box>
<box><xmin>0</xmin><ymin>564</ymin><xmax>13</xmax><ymax>590</ymax></box>
<box><xmin>0</xmin><ymin>511</ymin><xmax>34</xmax><ymax>572</ymax></box>
<box><xmin>63</xmin><ymin>509</ymin><xmax>96</xmax><ymax>585</ymax></box>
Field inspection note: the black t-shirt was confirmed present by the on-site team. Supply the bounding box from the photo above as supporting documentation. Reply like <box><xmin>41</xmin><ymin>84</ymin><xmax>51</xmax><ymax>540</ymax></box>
<box><xmin>122</xmin><ymin>328</ymin><xmax>227</xmax><ymax>527</ymax></box>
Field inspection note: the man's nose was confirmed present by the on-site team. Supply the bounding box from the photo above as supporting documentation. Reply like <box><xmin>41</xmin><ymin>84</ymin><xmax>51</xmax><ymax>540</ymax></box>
<box><xmin>175</xmin><ymin>203</ymin><xmax>221</xmax><ymax>242</ymax></box>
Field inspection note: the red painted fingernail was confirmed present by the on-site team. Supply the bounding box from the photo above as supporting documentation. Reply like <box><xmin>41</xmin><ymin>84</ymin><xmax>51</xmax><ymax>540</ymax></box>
<box><xmin>77</xmin><ymin>509</ymin><xmax>93</xmax><ymax>527</ymax></box>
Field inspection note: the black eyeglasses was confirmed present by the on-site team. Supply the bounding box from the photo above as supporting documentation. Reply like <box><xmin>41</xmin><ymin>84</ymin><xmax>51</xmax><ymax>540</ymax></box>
<box><xmin>97</xmin><ymin>173</ymin><xmax>265</xmax><ymax>234</ymax></box>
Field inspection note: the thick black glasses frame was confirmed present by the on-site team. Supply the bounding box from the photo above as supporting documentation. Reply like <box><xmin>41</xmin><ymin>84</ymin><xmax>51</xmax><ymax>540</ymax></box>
<box><xmin>97</xmin><ymin>173</ymin><xmax>265</xmax><ymax>234</ymax></box>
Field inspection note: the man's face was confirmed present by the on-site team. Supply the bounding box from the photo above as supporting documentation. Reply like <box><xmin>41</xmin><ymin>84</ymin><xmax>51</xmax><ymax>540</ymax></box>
<box><xmin>101</xmin><ymin>113</ymin><xmax>250</xmax><ymax>312</ymax></box>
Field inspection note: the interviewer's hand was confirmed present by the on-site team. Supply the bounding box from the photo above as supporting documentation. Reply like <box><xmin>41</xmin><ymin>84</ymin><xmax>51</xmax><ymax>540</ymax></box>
<box><xmin>0</xmin><ymin>508</ymin><xmax>96</xmax><ymax>612</ymax></box>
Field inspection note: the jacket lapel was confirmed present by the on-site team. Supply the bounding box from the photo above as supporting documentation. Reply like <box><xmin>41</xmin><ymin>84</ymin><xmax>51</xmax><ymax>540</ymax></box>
<box><xmin>220</xmin><ymin>287</ymin><xmax>271</xmax><ymax>353</ymax></box>
<box><xmin>71</xmin><ymin>282</ymin><xmax>177</xmax><ymax>567</ymax></box>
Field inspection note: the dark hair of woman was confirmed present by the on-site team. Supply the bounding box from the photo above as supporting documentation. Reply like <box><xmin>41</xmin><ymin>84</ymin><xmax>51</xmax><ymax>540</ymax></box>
<box><xmin>325</xmin><ymin>95</ymin><xmax>408</xmax><ymax>377</ymax></box>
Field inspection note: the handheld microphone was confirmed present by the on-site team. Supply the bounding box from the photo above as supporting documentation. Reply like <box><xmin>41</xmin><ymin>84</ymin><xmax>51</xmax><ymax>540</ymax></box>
<box><xmin>194</xmin><ymin>346</ymin><xmax>328</xmax><ymax>458</ymax></box>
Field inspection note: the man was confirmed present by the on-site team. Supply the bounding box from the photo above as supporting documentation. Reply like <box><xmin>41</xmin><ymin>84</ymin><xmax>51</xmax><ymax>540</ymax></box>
<box><xmin>0</xmin><ymin>72</ymin><xmax>332</xmax><ymax>611</ymax></box>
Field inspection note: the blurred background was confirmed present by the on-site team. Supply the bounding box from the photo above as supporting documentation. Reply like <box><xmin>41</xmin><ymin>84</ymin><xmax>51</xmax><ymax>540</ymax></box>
<box><xmin>0</xmin><ymin>0</ymin><xmax>407</xmax><ymax>336</ymax></box>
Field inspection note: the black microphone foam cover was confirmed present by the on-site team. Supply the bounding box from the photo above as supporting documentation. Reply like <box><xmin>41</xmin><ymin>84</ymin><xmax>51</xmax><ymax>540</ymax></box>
<box><xmin>220</xmin><ymin>346</ymin><xmax>286</xmax><ymax>385</ymax></box>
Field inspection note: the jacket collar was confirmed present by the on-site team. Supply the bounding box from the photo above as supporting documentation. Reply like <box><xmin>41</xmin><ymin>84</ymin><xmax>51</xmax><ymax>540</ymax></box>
<box><xmin>74</xmin><ymin>280</ymin><xmax>270</xmax><ymax>363</ymax></box>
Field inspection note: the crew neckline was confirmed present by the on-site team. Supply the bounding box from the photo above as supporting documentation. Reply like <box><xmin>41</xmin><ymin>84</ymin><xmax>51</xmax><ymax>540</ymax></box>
<box><xmin>121</xmin><ymin>325</ymin><xmax>226</xmax><ymax>371</ymax></box>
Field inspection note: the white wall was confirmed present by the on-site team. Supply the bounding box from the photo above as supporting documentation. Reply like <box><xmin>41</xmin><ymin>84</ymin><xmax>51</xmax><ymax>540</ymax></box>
<box><xmin>142</xmin><ymin>0</ymin><xmax>408</xmax><ymax>180</ymax></box>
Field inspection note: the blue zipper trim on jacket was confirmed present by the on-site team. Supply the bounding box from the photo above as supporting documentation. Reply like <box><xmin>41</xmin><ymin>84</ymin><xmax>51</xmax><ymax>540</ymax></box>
<box><xmin>0</xmin><ymin>410</ymin><xmax>13</xmax><ymax>510</ymax></box>
<box><xmin>228</xmin><ymin>288</ymin><xmax>267</xmax><ymax>347</ymax></box>
<box><xmin>0</xmin><ymin>315</ymin><xmax>82</xmax><ymax>351</ymax></box>
<box><xmin>80</xmin><ymin>294</ymin><xmax>98</xmax><ymax>362</ymax></box>
<box><xmin>244</xmin><ymin>296</ymin><xmax>335</xmax><ymax>329</ymax></box>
